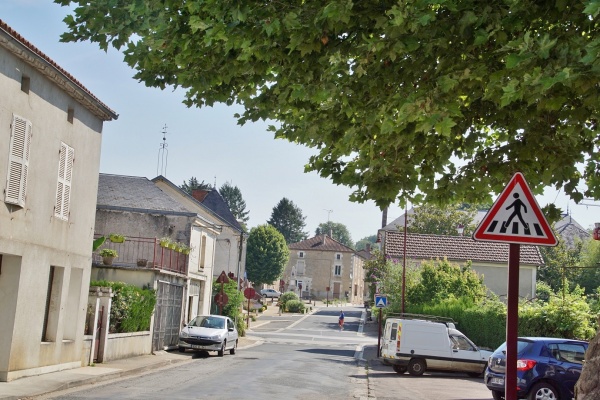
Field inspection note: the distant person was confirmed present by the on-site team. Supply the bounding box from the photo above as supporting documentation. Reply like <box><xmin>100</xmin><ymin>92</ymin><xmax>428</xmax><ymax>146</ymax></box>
<box><xmin>339</xmin><ymin>310</ymin><xmax>345</xmax><ymax>331</ymax></box>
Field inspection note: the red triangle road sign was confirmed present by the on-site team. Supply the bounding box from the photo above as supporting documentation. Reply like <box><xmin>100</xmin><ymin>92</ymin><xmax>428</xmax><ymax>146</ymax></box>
<box><xmin>473</xmin><ymin>172</ymin><xmax>558</xmax><ymax>246</ymax></box>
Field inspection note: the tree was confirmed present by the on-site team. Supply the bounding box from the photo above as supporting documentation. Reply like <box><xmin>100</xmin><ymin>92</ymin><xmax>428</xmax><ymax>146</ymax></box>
<box><xmin>408</xmin><ymin>204</ymin><xmax>479</xmax><ymax>236</ymax></box>
<box><xmin>180</xmin><ymin>177</ymin><xmax>211</xmax><ymax>195</ymax></box>
<box><xmin>572</xmin><ymin>238</ymin><xmax>600</xmax><ymax>293</ymax></box>
<box><xmin>219</xmin><ymin>182</ymin><xmax>250</xmax><ymax>226</ymax></box>
<box><xmin>58</xmin><ymin>1</ymin><xmax>600</xmax><ymax>209</ymax></box>
<box><xmin>267</xmin><ymin>198</ymin><xmax>307</xmax><ymax>244</ymax></box>
<box><xmin>538</xmin><ymin>236</ymin><xmax>583</xmax><ymax>293</ymax></box>
<box><xmin>315</xmin><ymin>221</ymin><xmax>353</xmax><ymax>248</ymax></box>
<box><xmin>245</xmin><ymin>224</ymin><xmax>289</xmax><ymax>287</ymax></box>
<box><xmin>355</xmin><ymin>235</ymin><xmax>377</xmax><ymax>251</ymax></box>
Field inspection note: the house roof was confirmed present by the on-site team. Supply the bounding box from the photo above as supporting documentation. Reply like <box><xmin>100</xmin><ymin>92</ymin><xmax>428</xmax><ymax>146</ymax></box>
<box><xmin>97</xmin><ymin>174</ymin><xmax>192</xmax><ymax>214</ymax></box>
<box><xmin>0</xmin><ymin>19</ymin><xmax>117</xmax><ymax>121</ymax></box>
<box><xmin>384</xmin><ymin>231</ymin><xmax>544</xmax><ymax>266</ymax></box>
<box><xmin>289</xmin><ymin>234</ymin><xmax>355</xmax><ymax>253</ymax></box>
<box><xmin>151</xmin><ymin>178</ymin><xmax>243</xmax><ymax>233</ymax></box>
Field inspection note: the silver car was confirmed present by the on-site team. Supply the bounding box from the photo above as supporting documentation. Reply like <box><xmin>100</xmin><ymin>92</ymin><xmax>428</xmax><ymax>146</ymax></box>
<box><xmin>260</xmin><ymin>288</ymin><xmax>282</xmax><ymax>298</ymax></box>
<box><xmin>178</xmin><ymin>315</ymin><xmax>238</xmax><ymax>356</ymax></box>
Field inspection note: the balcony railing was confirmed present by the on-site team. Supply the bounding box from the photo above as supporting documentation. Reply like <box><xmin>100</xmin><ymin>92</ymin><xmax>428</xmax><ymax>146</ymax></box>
<box><xmin>93</xmin><ymin>234</ymin><xmax>188</xmax><ymax>275</ymax></box>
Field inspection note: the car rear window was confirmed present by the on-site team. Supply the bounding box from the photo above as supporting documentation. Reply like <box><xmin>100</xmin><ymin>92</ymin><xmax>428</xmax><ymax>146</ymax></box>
<box><xmin>495</xmin><ymin>340</ymin><xmax>532</xmax><ymax>355</ymax></box>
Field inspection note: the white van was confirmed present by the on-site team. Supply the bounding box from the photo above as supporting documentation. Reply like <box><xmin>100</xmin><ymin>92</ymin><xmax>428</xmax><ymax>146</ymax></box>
<box><xmin>380</xmin><ymin>315</ymin><xmax>492</xmax><ymax>377</ymax></box>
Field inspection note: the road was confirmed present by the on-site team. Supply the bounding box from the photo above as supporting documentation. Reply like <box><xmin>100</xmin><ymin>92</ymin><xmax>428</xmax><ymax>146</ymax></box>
<box><xmin>38</xmin><ymin>306</ymin><xmax>494</xmax><ymax>399</ymax></box>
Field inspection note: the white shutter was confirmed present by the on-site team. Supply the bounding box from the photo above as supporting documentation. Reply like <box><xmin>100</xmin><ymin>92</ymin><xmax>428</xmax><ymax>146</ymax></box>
<box><xmin>55</xmin><ymin>142</ymin><xmax>74</xmax><ymax>221</ymax></box>
<box><xmin>5</xmin><ymin>115</ymin><xmax>32</xmax><ymax>207</ymax></box>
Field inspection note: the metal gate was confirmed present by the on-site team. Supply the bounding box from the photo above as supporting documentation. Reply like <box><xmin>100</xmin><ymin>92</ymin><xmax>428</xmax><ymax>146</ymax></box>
<box><xmin>152</xmin><ymin>281</ymin><xmax>183</xmax><ymax>351</ymax></box>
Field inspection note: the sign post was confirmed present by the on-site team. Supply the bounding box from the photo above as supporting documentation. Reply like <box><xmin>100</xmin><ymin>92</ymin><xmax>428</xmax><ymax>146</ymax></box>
<box><xmin>243</xmin><ymin>287</ymin><xmax>256</xmax><ymax>328</ymax></box>
<box><xmin>375</xmin><ymin>295</ymin><xmax>388</xmax><ymax>357</ymax></box>
<box><xmin>215</xmin><ymin>271</ymin><xmax>230</xmax><ymax>315</ymax></box>
<box><xmin>473</xmin><ymin>173</ymin><xmax>557</xmax><ymax>400</ymax></box>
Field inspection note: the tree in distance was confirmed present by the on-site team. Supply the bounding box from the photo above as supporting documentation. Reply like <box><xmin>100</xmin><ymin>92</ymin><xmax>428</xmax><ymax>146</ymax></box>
<box><xmin>180</xmin><ymin>177</ymin><xmax>211</xmax><ymax>195</ymax></box>
<box><xmin>408</xmin><ymin>204</ymin><xmax>479</xmax><ymax>236</ymax></box>
<box><xmin>355</xmin><ymin>235</ymin><xmax>377</xmax><ymax>251</ymax></box>
<box><xmin>245</xmin><ymin>224</ymin><xmax>289</xmax><ymax>287</ymax></box>
<box><xmin>219</xmin><ymin>182</ymin><xmax>250</xmax><ymax>227</ymax></box>
<box><xmin>315</xmin><ymin>221</ymin><xmax>353</xmax><ymax>248</ymax></box>
<box><xmin>57</xmin><ymin>1</ymin><xmax>600</xmax><ymax>209</ymax></box>
<box><xmin>268</xmin><ymin>198</ymin><xmax>308</xmax><ymax>244</ymax></box>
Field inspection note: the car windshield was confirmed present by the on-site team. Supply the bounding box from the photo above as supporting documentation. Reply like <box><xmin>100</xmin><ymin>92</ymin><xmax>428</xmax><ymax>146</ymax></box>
<box><xmin>189</xmin><ymin>316</ymin><xmax>225</xmax><ymax>329</ymax></box>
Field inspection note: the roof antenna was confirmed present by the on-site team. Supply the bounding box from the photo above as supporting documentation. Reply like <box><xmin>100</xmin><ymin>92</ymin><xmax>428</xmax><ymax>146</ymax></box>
<box><xmin>157</xmin><ymin>124</ymin><xmax>169</xmax><ymax>177</ymax></box>
<box><xmin>214</xmin><ymin>176</ymin><xmax>217</xmax><ymax>189</ymax></box>
<box><xmin>324</xmin><ymin>209</ymin><xmax>333</xmax><ymax>222</ymax></box>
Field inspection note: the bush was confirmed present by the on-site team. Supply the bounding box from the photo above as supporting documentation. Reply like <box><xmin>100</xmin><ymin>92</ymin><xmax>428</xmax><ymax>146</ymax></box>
<box><xmin>90</xmin><ymin>280</ymin><xmax>156</xmax><ymax>333</ymax></box>
<box><xmin>285</xmin><ymin>300</ymin><xmax>305</xmax><ymax>313</ymax></box>
<box><xmin>280</xmin><ymin>291</ymin><xmax>299</xmax><ymax>311</ymax></box>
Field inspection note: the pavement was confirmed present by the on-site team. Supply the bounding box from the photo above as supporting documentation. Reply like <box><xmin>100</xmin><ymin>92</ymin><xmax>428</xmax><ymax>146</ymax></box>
<box><xmin>0</xmin><ymin>301</ymin><xmax>379</xmax><ymax>400</ymax></box>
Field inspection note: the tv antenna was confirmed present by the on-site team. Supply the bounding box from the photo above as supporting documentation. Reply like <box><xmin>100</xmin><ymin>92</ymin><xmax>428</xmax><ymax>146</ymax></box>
<box><xmin>324</xmin><ymin>209</ymin><xmax>333</xmax><ymax>222</ymax></box>
<box><xmin>157</xmin><ymin>124</ymin><xmax>169</xmax><ymax>177</ymax></box>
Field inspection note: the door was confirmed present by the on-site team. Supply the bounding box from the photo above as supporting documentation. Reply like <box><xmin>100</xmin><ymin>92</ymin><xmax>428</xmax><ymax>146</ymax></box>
<box><xmin>450</xmin><ymin>334</ymin><xmax>485</xmax><ymax>372</ymax></box>
<box><xmin>153</xmin><ymin>281</ymin><xmax>184</xmax><ymax>351</ymax></box>
<box><xmin>381</xmin><ymin>321</ymin><xmax>399</xmax><ymax>357</ymax></box>
<box><xmin>333</xmin><ymin>282</ymin><xmax>341</xmax><ymax>299</ymax></box>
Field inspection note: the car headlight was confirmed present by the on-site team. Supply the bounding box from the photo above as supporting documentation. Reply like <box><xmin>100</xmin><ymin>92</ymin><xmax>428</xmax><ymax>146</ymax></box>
<box><xmin>210</xmin><ymin>334</ymin><xmax>222</xmax><ymax>340</ymax></box>
<box><xmin>180</xmin><ymin>331</ymin><xmax>189</xmax><ymax>338</ymax></box>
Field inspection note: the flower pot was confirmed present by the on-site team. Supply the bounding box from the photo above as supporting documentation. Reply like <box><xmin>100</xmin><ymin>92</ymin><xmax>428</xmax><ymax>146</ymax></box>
<box><xmin>102</xmin><ymin>256</ymin><xmax>115</xmax><ymax>266</ymax></box>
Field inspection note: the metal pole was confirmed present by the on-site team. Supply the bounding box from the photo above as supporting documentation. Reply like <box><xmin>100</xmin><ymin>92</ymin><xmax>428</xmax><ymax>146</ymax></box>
<box><xmin>377</xmin><ymin>308</ymin><xmax>382</xmax><ymax>357</ymax></box>
<box><xmin>505</xmin><ymin>244</ymin><xmax>520</xmax><ymax>400</ymax></box>
<box><xmin>402</xmin><ymin>204</ymin><xmax>407</xmax><ymax>314</ymax></box>
<box><xmin>237</xmin><ymin>229</ymin><xmax>244</xmax><ymax>291</ymax></box>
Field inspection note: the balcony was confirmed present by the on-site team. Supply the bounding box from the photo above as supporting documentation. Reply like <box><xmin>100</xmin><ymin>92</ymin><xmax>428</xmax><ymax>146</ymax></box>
<box><xmin>93</xmin><ymin>234</ymin><xmax>188</xmax><ymax>275</ymax></box>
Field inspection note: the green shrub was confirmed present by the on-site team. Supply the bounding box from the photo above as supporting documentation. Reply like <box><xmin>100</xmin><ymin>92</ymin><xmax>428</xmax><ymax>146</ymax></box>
<box><xmin>90</xmin><ymin>280</ymin><xmax>156</xmax><ymax>333</ymax></box>
<box><xmin>213</xmin><ymin>279</ymin><xmax>246</xmax><ymax>336</ymax></box>
<box><xmin>285</xmin><ymin>300</ymin><xmax>305</xmax><ymax>313</ymax></box>
<box><xmin>280</xmin><ymin>291</ymin><xmax>299</xmax><ymax>311</ymax></box>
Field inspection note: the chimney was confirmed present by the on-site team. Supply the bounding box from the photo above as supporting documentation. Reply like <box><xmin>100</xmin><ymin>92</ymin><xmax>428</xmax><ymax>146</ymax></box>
<box><xmin>191</xmin><ymin>189</ymin><xmax>210</xmax><ymax>202</ymax></box>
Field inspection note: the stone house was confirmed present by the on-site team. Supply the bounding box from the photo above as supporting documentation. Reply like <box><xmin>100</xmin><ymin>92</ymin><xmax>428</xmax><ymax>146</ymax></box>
<box><xmin>92</xmin><ymin>174</ymin><xmax>222</xmax><ymax>351</ymax></box>
<box><xmin>381</xmin><ymin>231</ymin><xmax>544</xmax><ymax>299</ymax></box>
<box><xmin>0</xmin><ymin>20</ymin><xmax>117</xmax><ymax>381</ymax></box>
<box><xmin>283</xmin><ymin>235</ymin><xmax>365</xmax><ymax>304</ymax></box>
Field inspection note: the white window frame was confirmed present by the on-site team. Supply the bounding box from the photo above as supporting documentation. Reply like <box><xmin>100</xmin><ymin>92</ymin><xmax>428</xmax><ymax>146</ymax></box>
<box><xmin>5</xmin><ymin>115</ymin><xmax>32</xmax><ymax>207</ymax></box>
<box><xmin>334</xmin><ymin>265</ymin><xmax>342</xmax><ymax>276</ymax></box>
<box><xmin>54</xmin><ymin>142</ymin><xmax>74</xmax><ymax>221</ymax></box>
<box><xmin>298</xmin><ymin>251</ymin><xmax>304</xmax><ymax>258</ymax></box>
<box><xmin>296</xmin><ymin>259</ymin><xmax>305</xmax><ymax>275</ymax></box>
<box><xmin>336</xmin><ymin>253</ymin><xmax>342</xmax><ymax>260</ymax></box>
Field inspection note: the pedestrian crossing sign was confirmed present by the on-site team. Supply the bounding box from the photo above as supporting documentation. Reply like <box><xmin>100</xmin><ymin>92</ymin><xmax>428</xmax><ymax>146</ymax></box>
<box><xmin>375</xmin><ymin>295</ymin><xmax>388</xmax><ymax>308</ymax></box>
<box><xmin>473</xmin><ymin>172</ymin><xmax>557</xmax><ymax>246</ymax></box>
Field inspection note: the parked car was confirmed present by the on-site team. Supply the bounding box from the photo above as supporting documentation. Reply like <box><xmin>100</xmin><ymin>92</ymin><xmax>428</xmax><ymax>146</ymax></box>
<box><xmin>178</xmin><ymin>315</ymin><xmax>238</xmax><ymax>356</ymax></box>
<box><xmin>380</xmin><ymin>315</ymin><xmax>492</xmax><ymax>377</ymax></box>
<box><xmin>484</xmin><ymin>337</ymin><xmax>588</xmax><ymax>400</ymax></box>
<box><xmin>260</xmin><ymin>288</ymin><xmax>282</xmax><ymax>298</ymax></box>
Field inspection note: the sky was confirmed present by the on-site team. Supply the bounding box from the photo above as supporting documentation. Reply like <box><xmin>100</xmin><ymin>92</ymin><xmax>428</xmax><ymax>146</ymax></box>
<box><xmin>2</xmin><ymin>1</ymin><xmax>599</xmax><ymax>242</ymax></box>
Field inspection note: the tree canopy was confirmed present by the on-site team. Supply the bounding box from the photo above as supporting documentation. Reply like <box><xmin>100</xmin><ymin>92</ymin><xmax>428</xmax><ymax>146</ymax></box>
<box><xmin>408</xmin><ymin>204</ymin><xmax>479</xmax><ymax>236</ymax></box>
<box><xmin>58</xmin><ymin>0</ymin><xmax>600</xmax><ymax>208</ymax></box>
<box><xmin>355</xmin><ymin>235</ymin><xmax>377</xmax><ymax>251</ymax></box>
<box><xmin>180</xmin><ymin>177</ymin><xmax>211</xmax><ymax>195</ymax></box>
<box><xmin>268</xmin><ymin>198</ymin><xmax>308</xmax><ymax>244</ymax></box>
<box><xmin>245</xmin><ymin>224</ymin><xmax>289</xmax><ymax>287</ymax></box>
<box><xmin>315</xmin><ymin>221</ymin><xmax>353</xmax><ymax>248</ymax></box>
<box><xmin>219</xmin><ymin>182</ymin><xmax>250</xmax><ymax>226</ymax></box>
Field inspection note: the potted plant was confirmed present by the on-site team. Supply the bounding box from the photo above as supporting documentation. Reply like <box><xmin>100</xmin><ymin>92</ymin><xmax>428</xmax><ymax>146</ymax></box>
<box><xmin>109</xmin><ymin>233</ymin><xmax>126</xmax><ymax>243</ymax></box>
<box><xmin>159</xmin><ymin>237</ymin><xmax>171</xmax><ymax>248</ymax></box>
<box><xmin>99</xmin><ymin>248</ymin><xmax>118</xmax><ymax>265</ymax></box>
<box><xmin>137</xmin><ymin>258</ymin><xmax>148</xmax><ymax>267</ymax></box>
<box><xmin>179</xmin><ymin>244</ymin><xmax>190</xmax><ymax>255</ymax></box>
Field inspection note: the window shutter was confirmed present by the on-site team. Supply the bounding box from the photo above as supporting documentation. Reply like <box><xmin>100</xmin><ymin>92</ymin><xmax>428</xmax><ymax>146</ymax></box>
<box><xmin>55</xmin><ymin>142</ymin><xmax>74</xmax><ymax>221</ymax></box>
<box><xmin>5</xmin><ymin>115</ymin><xmax>32</xmax><ymax>207</ymax></box>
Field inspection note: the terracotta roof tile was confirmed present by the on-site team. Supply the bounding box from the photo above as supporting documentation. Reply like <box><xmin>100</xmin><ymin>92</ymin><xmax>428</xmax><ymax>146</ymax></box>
<box><xmin>384</xmin><ymin>231</ymin><xmax>544</xmax><ymax>265</ymax></box>
<box><xmin>289</xmin><ymin>234</ymin><xmax>354</xmax><ymax>253</ymax></box>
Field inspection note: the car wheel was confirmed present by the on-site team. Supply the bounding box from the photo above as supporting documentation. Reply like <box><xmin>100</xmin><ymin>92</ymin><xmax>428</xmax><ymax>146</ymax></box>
<box><xmin>217</xmin><ymin>341</ymin><xmax>225</xmax><ymax>357</ymax></box>
<box><xmin>230</xmin><ymin>340</ymin><xmax>237</xmax><ymax>355</ymax></box>
<box><xmin>527</xmin><ymin>382</ymin><xmax>559</xmax><ymax>400</ymax></box>
<box><xmin>491</xmin><ymin>390</ymin><xmax>505</xmax><ymax>400</ymax></box>
<box><xmin>393</xmin><ymin>365</ymin><xmax>407</xmax><ymax>374</ymax></box>
<box><xmin>178</xmin><ymin>347</ymin><xmax>186</xmax><ymax>353</ymax></box>
<box><xmin>407</xmin><ymin>358</ymin><xmax>426</xmax><ymax>376</ymax></box>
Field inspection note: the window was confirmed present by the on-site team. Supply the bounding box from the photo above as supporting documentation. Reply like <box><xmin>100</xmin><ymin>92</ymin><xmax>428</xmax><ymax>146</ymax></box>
<box><xmin>298</xmin><ymin>251</ymin><xmax>304</xmax><ymax>258</ymax></box>
<box><xmin>548</xmin><ymin>343</ymin><xmax>587</xmax><ymax>364</ymax></box>
<box><xmin>5</xmin><ymin>115</ymin><xmax>32</xmax><ymax>207</ymax></box>
<box><xmin>296</xmin><ymin>260</ymin><xmax>305</xmax><ymax>275</ymax></box>
<box><xmin>55</xmin><ymin>142</ymin><xmax>74</xmax><ymax>220</ymax></box>
<box><xmin>199</xmin><ymin>235</ymin><xmax>207</xmax><ymax>270</ymax></box>
<box><xmin>390</xmin><ymin>323</ymin><xmax>398</xmax><ymax>341</ymax></box>
<box><xmin>67</xmin><ymin>107</ymin><xmax>74</xmax><ymax>124</ymax></box>
<box><xmin>334</xmin><ymin>265</ymin><xmax>341</xmax><ymax>276</ymax></box>
<box><xmin>336</xmin><ymin>254</ymin><xmax>341</xmax><ymax>260</ymax></box>
<box><xmin>42</xmin><ymin>266</ymin><xmax>64</xmax><ymax>342</ymax></box>
<box><xmin>21</xmin><ymin>75</ymin><xmax>30</xmax><ymax>93</ymax></box>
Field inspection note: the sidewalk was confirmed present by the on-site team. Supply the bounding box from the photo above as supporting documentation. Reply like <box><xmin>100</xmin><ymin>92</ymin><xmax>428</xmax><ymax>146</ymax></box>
<box><xmin>0</xmin><ymin>301</ymin><xmax>377</xmax><ymax>400</ymax></box>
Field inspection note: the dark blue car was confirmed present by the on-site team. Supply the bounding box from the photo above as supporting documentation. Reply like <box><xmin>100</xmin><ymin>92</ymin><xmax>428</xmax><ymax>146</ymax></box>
<box><xmin>484</xmin><ymin>337</ymin><xmax>587</xmax><ymax>400</ymax></box>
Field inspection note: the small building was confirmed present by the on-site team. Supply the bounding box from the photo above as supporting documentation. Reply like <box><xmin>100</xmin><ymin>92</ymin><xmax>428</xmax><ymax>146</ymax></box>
<box><xmin>283</xmin><ymin>234</ymin><xmax>365</xmax><ymax>304</ymax></box>
<box><xmin>381</xmin><ymin>231</ymin><xmax>544</xmax><ymax>299</ymax></box>
<box><xmin>0</xmin><ymin>20</ymin><xmax>117</xmax><ymax>381</ymax></box>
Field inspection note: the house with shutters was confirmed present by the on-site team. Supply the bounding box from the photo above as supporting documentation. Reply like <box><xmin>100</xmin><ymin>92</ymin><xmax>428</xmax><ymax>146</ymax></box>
<box><xmin>380</xmin><ymin>231</ymin><xmax>544</xmax><ymax>299</ymax></box>
<box><xmin>0</xmin><ymin>20</ymin><xmax>117</xmax><ymax>381</ymax></box>
<box><xmin>282</xmin><ymin>234</ymin><xmax>366</xmax><ymax>304</ymax></box>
